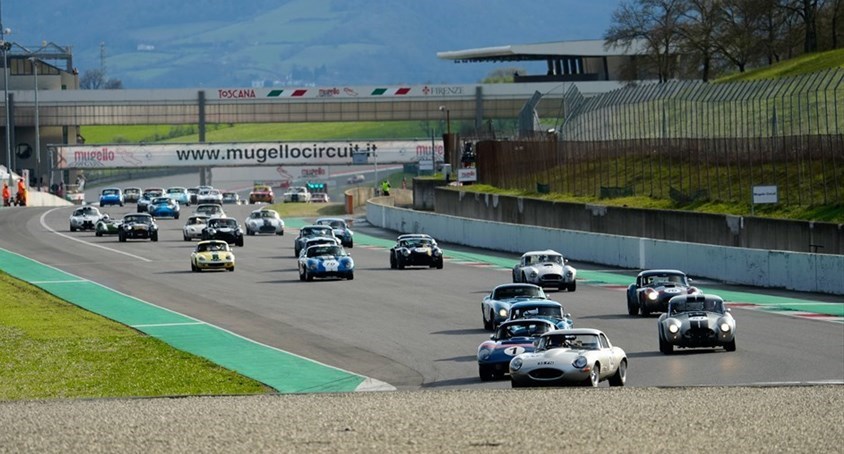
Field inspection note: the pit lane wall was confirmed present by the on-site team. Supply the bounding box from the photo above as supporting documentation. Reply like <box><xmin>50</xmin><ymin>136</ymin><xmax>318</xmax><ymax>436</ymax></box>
<box><xmin>366</xmin><ymin>201</ymin><xmax>844</xmax><ymax>295</ymax></box>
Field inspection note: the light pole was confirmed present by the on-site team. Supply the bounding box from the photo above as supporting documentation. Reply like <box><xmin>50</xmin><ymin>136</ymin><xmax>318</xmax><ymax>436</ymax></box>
<box><xmin>0</xmin><ymin>18</ymin><xmax>10</xmax><ymax>185</ymax></box>
<box><xmin>30</xmin><ymin>56</ymin><xmax>39</xmax><ymax>189</ymax></box>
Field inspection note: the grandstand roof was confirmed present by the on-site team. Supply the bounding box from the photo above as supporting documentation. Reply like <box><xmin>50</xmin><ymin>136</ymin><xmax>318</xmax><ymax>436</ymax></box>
<box><xmin>437</xmin><ymin>39</ymin><xmax>647</xmax><ymax>63</ymax></box>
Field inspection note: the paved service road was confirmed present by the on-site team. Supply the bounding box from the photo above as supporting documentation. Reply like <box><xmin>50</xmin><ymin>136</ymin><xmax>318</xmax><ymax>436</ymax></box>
<box><xmin>1</xmin><ymin>197</ymin><xmax>841</xmax><ymax>391</ymax></box>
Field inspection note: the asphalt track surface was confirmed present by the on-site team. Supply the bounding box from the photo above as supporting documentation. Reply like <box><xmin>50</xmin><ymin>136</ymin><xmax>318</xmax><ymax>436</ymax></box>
<box><xmin>1</xmin><ymin>175</ymin><xmax>843</xmax><ymax>451</ymax></box>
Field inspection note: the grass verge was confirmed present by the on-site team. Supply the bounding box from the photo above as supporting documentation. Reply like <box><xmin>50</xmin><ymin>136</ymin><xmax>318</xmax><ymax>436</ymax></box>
<box><xmin>0</xmin><ymin>272</ymin><xmax>271</xmax><ymax>400</ymax></box>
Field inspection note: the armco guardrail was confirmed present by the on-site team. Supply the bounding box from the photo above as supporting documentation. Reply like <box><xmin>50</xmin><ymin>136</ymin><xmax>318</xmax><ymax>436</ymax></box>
<box><xmin>367</xmin><ymin>201</ymin><xmax>844</xmax><ymax>295</ymax></box>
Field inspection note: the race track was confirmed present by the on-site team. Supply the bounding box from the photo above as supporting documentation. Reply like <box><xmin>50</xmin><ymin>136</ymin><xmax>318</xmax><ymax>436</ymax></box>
<box><xmin>1</xmin><ymin>190</ymin><xmax>842</xmax><ymax>391</ymax></box>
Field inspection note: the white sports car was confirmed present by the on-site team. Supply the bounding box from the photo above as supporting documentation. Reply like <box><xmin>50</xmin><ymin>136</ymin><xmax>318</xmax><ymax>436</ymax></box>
<box><xmin>509</xmin><ymin>328</ymin><xmax>627</xmax><ymax>388</ymax></box>
<box><xmin>244</xmin><ymin>209</ymin><xmax>285</xmax><ymax>235</ymax></box>
<box><xmin>512</xmin><ymin>250</ymin><xmax>577</xmax><ymax>291</ymax></box>
<box><xmin>69</xmin><ymin>206</ymin><xmax>103</xmax><ymax>231</ymax></box>
<box><xmin>183</xmin><ymin>214</ymin><xmax>210</xmax><ymax>241</ymax></box>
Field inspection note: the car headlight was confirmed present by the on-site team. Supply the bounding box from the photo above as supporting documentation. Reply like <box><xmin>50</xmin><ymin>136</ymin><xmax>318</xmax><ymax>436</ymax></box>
<box><xmin>478</xmin><ymin>349</ymin><xmax>491</xmax><ymax>361</ymax></box>
<box><xmin>402</xmin><ymin>249</ymin><xmax>410</xmax><ymax>256</ymax></box>
<box><xmin>720</xmin><ymin>322</ymin><xmax>731</xmax><ymax>332</ymax></box>
<box><xmin>647</xmin><ymin>290</ymin><xmax>658</xmax><ymax>301</ymax></box>
<box><xmin>572</xmin><ymin>356</ymin><xmax>587</xmax><ymax>369</ymax></box>
<box><xmin>668</xmin><ymin>324</ymin><xmax>680</xmax><ymax>334</ymax></box>
<box><xmin>529</xmin><ymin>271</ymin><xmax>538</xmax><ymax>279</ymax></box>
<box><xmin>198</xmin><ymin>256</ymin><xmax>207</xmax><ymax>262</ymax></box>
<box><xmin>433</xmin><ymin>249</ymin><xmax>441</xmax><ymax>256</ymax></box>
<box><xmin>498</xmin><ymin>308</ymin><xmax>508</xmax><ymax>318</ymax></box>
<box><xmin>308</xmin><ymin>261</ymin><xmax>318</xmax><ymax>270</ymax></box>
<box><xmin>511</xmin><ymin>357</ymin><xmax>523</xmax><ymax>371</ymax></box>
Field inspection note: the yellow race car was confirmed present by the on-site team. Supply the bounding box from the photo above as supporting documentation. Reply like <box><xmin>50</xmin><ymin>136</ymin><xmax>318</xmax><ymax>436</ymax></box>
<box><xmin>191</xmin><ymin>240</ymin><xmax>236</xmax><ymax>272</ymax></box>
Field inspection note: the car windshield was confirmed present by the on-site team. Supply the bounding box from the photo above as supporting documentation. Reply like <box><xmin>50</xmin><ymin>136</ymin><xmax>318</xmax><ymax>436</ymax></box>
<box><xmin>512</xmin><ymin>306</ymin><xmax>563</xmax><ymax>319</ymax></box>
<box><xmin>540</xmin><ymin>333</ymin><xmax>600</xmax><ymax>351</ymax></box>
<box><xmin>124</xmin><ymin>215</ymin><xmax>150</xmax><ymax>224</ymax></box>
<box><xmin>307</xmin><ymin>245</ymin><xmax>344</xmax><ymax>257</ymax></box>
<box><xmin>260</xmin><ymin>211</ymin><xmax>277</xmax><ymax>219</ymax></box>
<box><xmin>124</xmin><ymin>188</ymin><xmax>140</xmax><ymax>194</ymax></box>
<box><xmin>102</xmin><ymin>189</ymin><xmax>119</xmax><ymax>195</ymax></box>
<box><xmin>401</xmin><ymin>239</ymin><xmax>432</xmax><ymax>248</ymax></box>
<box><xmin>494</xmin><ymin>286</ymin><xmax>544</xmax><ymax>300</ymax></box>
<box><xmin>209</xmin><ymin>219</ymin><xmax>237</xmax><ymax>228</ymax></box>
<box><xmin>223</xmin><ymin>193</ymin><xmax>237</xmax><ymax>199</ymax></box>
<box><xmin>76</xmin><ymin>207</ymin><xmax>99</xmax><ymax>216</ymax></box>
<box><xmin>187</xmin><ymin>217</ymin><xmax>207</xmax><ymax>225</ymax></box>
<box><xmin>152</xmin><ymin>197</ymin><xmax>170</xmax><ymax>204</ymax></box>
<box><xmin>167</xmin><ymin>188</ymin><xmax>183</xmax><ymax>194</ymax></box>
<box><xmin>197</xmin><ymin>242</ymin><xmax>227</xmax><ymax>253</ymax></box>
<box><xmin>302</xmin><ymin>227</ymin><xmax>332</xmax><ymax>237</ymax></box>
<box><xmin>670</xmin><ymin>300</ymin><xmax>723</xmax><ymax>315</ymax></box>
<box><xmin>646</xmin><ymin>274</ymin><xmax>687</xmax><ymax>286</ymax></box>
<box><xmin>526</xmin><ymin>254</ymin><xmax>563</xmax><ymax>265</ymax></box>
<box><xmin>496</xmin><ymin>322</ymin><xmax>551</xmax><ymax>340</ymax></box>
<box><xmin>197</xmin><ymin>206</ymin><xmax>221</xmax><ymax>215</ymax></box>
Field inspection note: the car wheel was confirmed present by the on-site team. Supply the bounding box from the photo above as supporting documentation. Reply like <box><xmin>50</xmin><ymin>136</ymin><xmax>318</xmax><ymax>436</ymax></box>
<box><xmin>390</xmin><ymin>255</ymin><xmax>397</xmax><ymax>269</ymax></box>
<box><xmin>568</xmin><ymin>281</ymin><xmax>577</xmax><ymax>292</ymax></box>
<box><xmin>348</xmin><ymin>240</ymin><xmax>353</xmax><ymax>248</ymax></box>
<box><xmin>585</xmin><ymin>363</ymin><xmax>600</xmax><ymax>387</ymax></box>
<box><xmin>228</xmin><ymin>267</ymin><xmax>235</xmax><ymax>272</ymax></box>
<box><xmin>627</xmin><ymin>296</ymin><xmax>639</xmax><ymax>316</ymax></box>
<box><xmin>276</xmin><ymin>230</ymin><xmax>283</xmax><ymax>236</ymax></box>
<box><xmin>608</xmin><ymin>359</ymin><xmax>627</xmax><ymax>387</ymax></box>
<box><xmin>397</xmin><ymin>258</ymin><xmax>405</xmax><ymax>270</ymax></box>
<box><xmin>521</xmin><ymin>272</ymin><xmax>527</xmax><ymax>283</ymax></box>
<box><xmin>640</xmin><ymin>303</ymin><xmax>650</xmax><ymax>317</ymax></box>
<box><xmin>482</xmin><ymin>307</ymin><xmax>492</xmax><ymax>331</ymax></box>
<box><xmin>436</xmin><ymin>259</ymin><xmax>443</xmax><ymax>269</ymax></box>
<box><xmin>70</xmin><ymin>225</ymin><xmax>76</xmax><ymax>232</ymax></box>
<box><xmin>191</xmin><ymin>262</ymin><xmax>198</xmax><ymax>272</ymax></box>
<box><xmin>305</xmin><ymin>270</ymin><xmax>313</xmax><ymax>281</ymax></box>
<box><xmin>511</xmin><ymin>379</ymin><xmax>526</xmax><ymax>388</ymax></box>
<box><xmin>247</xmin><ymin>229</ymin><xmax>254</xmax><ymax>236</ymax></box>
<box><xmin>478</xmin><ymin>365</ymin><xmax>495</xmax><ymax>382</ymax></box>
<box><xmin>119</xmin><ymin>233</ymin><xmax>126</xmax><ymax>242</ymax></box>
<box><xmin>236</xmin><ymin>237</ymin><xmax>244</xmax><ymax>247</ymax></box>
<box><xmin>183</xmin><ymin>234</ymin><xmax>190</xmax><ymax>241</ymax></box>
<box><xmin>96</xmin><ymin>230</ymin><xmax>102</xmax><ymax>237</ymax></box>
<box><xmin>724</xmin><ymin>339</ymin><xmax>737</xmax><ymax>352</ymax></box>
<box><xmin>347</xmin><ymin>272</ymin><xmax>354</xmax><ymax>280</ymax></box>
<box><xmin>151</xmin><ymin>232</ymin><xmax>159</xmax><ymax>242</ymax></box>
<box><xmin>298</xmin><ymin>268</ymin><xmax>305</xmax><ymax>281</ymax></box>
<box><xmin>175</xmin><ymin>212</ymin><xmax>180</xmax><ymax>220</ymax></box>
<box><xmin>659</xmin><ymin>336</ymin><xmax>673</xmax><ymax>354</ymax></box>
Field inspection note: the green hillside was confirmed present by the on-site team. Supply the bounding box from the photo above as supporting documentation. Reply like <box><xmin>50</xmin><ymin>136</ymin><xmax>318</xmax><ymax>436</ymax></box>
<box><xmin>716</xmin><ymin>48</ymin><xmax>844</xmax><ymax>83</ymax></box>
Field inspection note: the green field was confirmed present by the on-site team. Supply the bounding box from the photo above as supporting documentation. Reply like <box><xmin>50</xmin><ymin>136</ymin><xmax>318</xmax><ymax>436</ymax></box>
<box><xmin>0</xmin><ymin>272</ymin><xmax>271</xmax><ymax>400</ymax></box>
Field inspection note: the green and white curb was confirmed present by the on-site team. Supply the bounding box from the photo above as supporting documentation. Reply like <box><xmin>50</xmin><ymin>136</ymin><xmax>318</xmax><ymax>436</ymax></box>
<box><xmin>0</xmin><ymin>248</ymin><xmax>394</xmax><ymax>393</ymax></box>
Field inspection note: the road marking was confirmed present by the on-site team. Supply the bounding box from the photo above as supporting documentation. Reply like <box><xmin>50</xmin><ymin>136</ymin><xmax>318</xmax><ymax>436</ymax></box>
<box><xmin>40</xmin><ymin>208</ymin><xmax>153</xmax><ymax>262</ymax></box>
<box><xmin>29</xmin><ymin>279</ymin><xmax>88</xmax><ymax>284</ymax></box>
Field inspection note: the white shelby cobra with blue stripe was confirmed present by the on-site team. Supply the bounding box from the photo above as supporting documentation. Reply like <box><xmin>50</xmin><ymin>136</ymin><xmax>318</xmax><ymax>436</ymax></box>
<box><xmin>298</xmin><ymin>244</ymin><xmax>355</xmax><ymax>281</ymax></box>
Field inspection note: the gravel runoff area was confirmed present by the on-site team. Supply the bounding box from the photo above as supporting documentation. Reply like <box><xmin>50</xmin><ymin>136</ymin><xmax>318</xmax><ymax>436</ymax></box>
<box><xmin>1</xmin><ymin>386</ymin><xmax>841</xmax><ymax>453</ymax></box>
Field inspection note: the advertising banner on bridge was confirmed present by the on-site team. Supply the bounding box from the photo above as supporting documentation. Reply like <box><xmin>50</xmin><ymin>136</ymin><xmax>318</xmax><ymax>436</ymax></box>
<box><xmin>53</xmin><ymin>141</ymin><xmax>444</xmax><ymax>169</ymax></box>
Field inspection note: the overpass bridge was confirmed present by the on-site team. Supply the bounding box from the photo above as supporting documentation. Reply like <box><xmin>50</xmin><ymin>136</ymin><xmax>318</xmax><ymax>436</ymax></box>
<box><xmin>2</xmin><ymin>80</ymin><xmax>623</xmax><ymax>183</ymax></box>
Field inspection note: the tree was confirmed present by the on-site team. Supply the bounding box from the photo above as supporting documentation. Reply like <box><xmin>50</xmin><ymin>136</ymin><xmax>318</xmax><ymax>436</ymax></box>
<box><xmin>716</xmin><ymin>0</ymin><xmax>771</xmax><ymax>72</ymax></box>
<box><xmin>605</xmin><ymin>0</ymin><xmax>688</xmax><ymax>82</ymax></box>
<box><xmin>481</xmin><ymin>67</ymin><xmax>525</xmax><ymax>84</ymax></box>
<box><xmin>79</xmin><ymin>68</ymin><xmax>124</xmax><ymax>89</ymax></box>
<box><xmin>780</xmin><ymin>0</ymin><xmax>822</xmax><ymax>52</ymax></box>
<box><xmin>678</xmin><ymin>0</ymin><xmax>723</xmax><ymax>81</ymax></box>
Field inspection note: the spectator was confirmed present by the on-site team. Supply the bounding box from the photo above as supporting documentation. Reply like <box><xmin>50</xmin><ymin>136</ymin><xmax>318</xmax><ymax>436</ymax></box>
<box><xmin>2</xmin><ymin>182</ymin><xmax>10</xmax><ymax>206</ymax></box>
<box><xmin>16</xmin><ymin>178</ymin><xmax>27</xmax><ymax>206</ymax></box>
<box><xmin>380</xmin><ymin>180</ymin><xmax>391</xmax><ymax>196</ymax></box>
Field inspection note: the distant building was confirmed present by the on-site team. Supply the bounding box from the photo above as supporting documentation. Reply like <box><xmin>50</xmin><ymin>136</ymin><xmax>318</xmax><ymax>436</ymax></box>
<box><xmin>438</xmin><ymin>39</ymin><xmax>655</xmax><ymax>83</ymax></box>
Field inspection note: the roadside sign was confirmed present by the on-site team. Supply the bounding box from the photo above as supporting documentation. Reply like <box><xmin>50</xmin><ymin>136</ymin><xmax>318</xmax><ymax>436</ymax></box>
<box><xmin>752</xmin><ymin>185</ymin><xmax>778</xmax><ymax>204</ymax></box>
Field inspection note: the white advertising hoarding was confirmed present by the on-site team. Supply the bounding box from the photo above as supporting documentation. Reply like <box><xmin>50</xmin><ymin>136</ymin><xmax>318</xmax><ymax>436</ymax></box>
<box><xmin>752</xmin><ymin>185</ymin><xmax>778</xmax><ymax>204</ymax></box>
<box><xmin>458</xmin><ymin>168</ymin><xmax>478</xmax><ymax>182</ymax></box>
<box><xmin>54</xmin><ymin>140</ymin><xmax>445</xmax><ymax>169</ymax></box>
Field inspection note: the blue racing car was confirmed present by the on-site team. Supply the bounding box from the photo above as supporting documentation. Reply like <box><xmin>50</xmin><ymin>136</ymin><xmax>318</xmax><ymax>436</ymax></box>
<box><xmin>149</xmin><ymin>196</ymin><xmax>181</xmax><ymax>219</ymax></box>
<box><xmin>297</xmin><ymin>244</ymin><xmax>354</xmax><ymax>281</ymax></box>
<box><xmin>477</xmin><ymin>318</ymin><xmax>556</xmax><ymax>381</ymax></box>
<box><xmin>99</xmin><ymin>187</ymin><xmax>124</xmax><ymax>207</ymax></box>
<box><xmin>507</xmin><ymin>300</ymin><xmax>574</xmax><ymax>330</ymax></box>
<box><xmin>166</xmin><ymin>187</ymin><xmax>191</xmax><ymax>206</ymax></box>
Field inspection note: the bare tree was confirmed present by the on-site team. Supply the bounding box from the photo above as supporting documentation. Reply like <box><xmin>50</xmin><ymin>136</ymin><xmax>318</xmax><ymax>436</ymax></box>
<box><xmin>717</xmin><ymin>0</ymin><xmax>771</xmax><ymax>72</ymax></box>
<box><xmin>605</xmin><ymin>0</ymin><xmax>689</xmax><ymax>82</ymax></box>
<box><xmin>678</xmin><ymin>0</ymin><xmax>722</xmax><ymax>81</ymax></box>
<box><xmin>80</xmin><ymin>69</ymin><xmax>105</xmax><ymax>89</ymax></box>
<box><xmin>781</xmin><ymin>0</ymin><xmax>823</xmax><ymax>52</ymax></box>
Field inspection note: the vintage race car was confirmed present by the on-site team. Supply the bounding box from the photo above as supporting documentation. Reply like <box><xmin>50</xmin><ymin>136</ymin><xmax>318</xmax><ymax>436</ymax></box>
<box><xmin>315</xmin><ymin>217</ymin><xmax>353</xmax><ymax>247</ymax></box>
<box><xmin>183</xmin><ymin>214</ymin><xmax>210</xmax><ymax>241</ymax></box>
<box><xmin>202</xmin><ymin>217</ymin><xmax>244</xmax><ymax>246</ymax></box>
<box><xmin>99</xmin><ymin>187</ymin><xmax>124</xmax><ymax>207</ymax></box>
<box><xmin>627</xmin><ymin>269</ymin><xmax>700</xmax><ymax>316</ymax></box>
<box><xmin>298</xmin><ymin>244</ymin><xmax>355</xmax><ymax>281</ymax></box>
<box><xmin>481</xmin><ymin>283</ymin><xmax>550</xmax><ymax>331</ymax></box>
<box><xmin>248</xmin><ymin>185</ymin><xmax>274</xmax><ymax>204</ymax></box>
<box><xmin>244</xmin><ymin>209</ymin><xmax>284</xmax><ymax>235</ymax></box>
<box><xmin>512</xmin><ymin>250</ymin><xmax>577</xmax><ymax>291</ymax></box>
<box><xmin>658</xmin><ymin>294</ymin><xmax>736</xmax><ymax>354</ymax></box>
<box><xmin>294</xmin><ymin>225</ymin><xmax>336</xmax><ymax>257</ymax></box>
<box><xmin>187</xmin><ymin>187</ymin><xmax>200</xmax><ymax>205</ymax></box>
<box><xmin>123</xmin><ymin>187</ymin><xmax>141</xmax><ymax>203</ymax></box>
<box><xmin>510</xmin><ymin>328</ymin><xmax>628</xmax><ymax>388</ymax></box>
<box><xmin>69</xmin><ymin>206</ymin><xmax>103</xmax><ymax>231</ymax></box>
<box><xmin>197</xmin><ymin>188</ymin><xmax>223</xmax><ymax>205</ymax></box>
<box><xmin>166</xmin><ymin>187</ymin><xmax>191</xmax><ymax>206</ymax></box>
<box><xmin>477</xmin><ymin>318</ymin><xmax>556</xmax><ymax>381</ymax></box>
<box><xmin>298</xmin><ymin>236</ymin><xmax>342</xmax><ymax>257</ymax></box>
<box><xmin>137</xmin><ymin>188</ymin><xmax>164</xmax><ymax>213</ymax></box>
<box><xmin>191</xmin><ymin>240</ymin><xmax>235</xmax><ymax>272</ymax></box>
<box><xmin>347</xmin><ymin>174</ymin><xmax>365</xmax><ymax>185</ymax></box>
<box><xmin>507</xmin><ymin>300</ymin><xmax>574</xmax><ymax>330</ymax></box>
<box><xmin>118</xmin><ymin>213</ymin><xmax>159</xmax><ymax>242</ymax></box>
<box><xmin>283</xmin><ymin>186</ymin><xmax>312</xmax><ymax>203</ymax></box>
<box><xmin>95</xmin><ymin>214</ymin><xmax>122</xmax><ymax>237</ymax></box>
<box><xmin>222</xmin><ymin>191</ymin><xmax>240</xmax><ymax>204</ymax></box>
<box><xmin>311</xmin><ymin>193</ymin><xmax>330</xmax><ymax>203</ymax></box>
<box><xmin>389</xmin><ymin>235</ymin><xmax>443</xmax><ymax>269</ymax></box>
<box><xmin>194</xmin><ymin>204</ymin><xmax>226</xmax><ymax>218</ymax></box>
<box><xmin>149</xmin><ymin>196</ymin><xmax>181</xmax><ymax>219</ymax></box>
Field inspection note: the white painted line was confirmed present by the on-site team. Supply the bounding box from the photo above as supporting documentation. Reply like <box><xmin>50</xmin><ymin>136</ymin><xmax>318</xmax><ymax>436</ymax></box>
<box><xmin>29</xmin><ymin>279</ymin><xmax>88</xmax><ymax>284</ymax></box>
<box><xmin>40</xmin><ymin>208</ymin><xmax>152</xmax><ymax>262</ymax></box>
<box><xmin>131</xmin><ymin>322</ymin><xmax>206</xmax><ymax>328</ymax></box>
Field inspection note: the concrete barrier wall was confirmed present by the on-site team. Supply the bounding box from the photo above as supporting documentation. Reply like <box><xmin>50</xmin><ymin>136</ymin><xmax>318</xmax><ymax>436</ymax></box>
<box><xmin>367</xmin><ymin>201</ymin><xmax>844</xmax><ymax>295</ymax></box>
<box><xmin>434</xmin><ymin>188</ymin><xmax>844</xmax><ymax>254</ymax></box>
